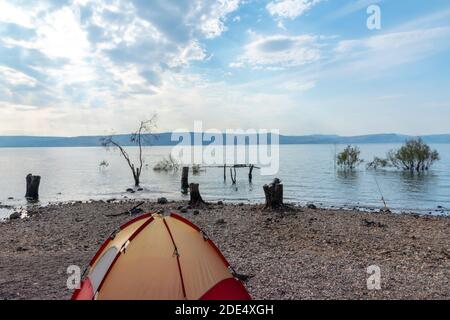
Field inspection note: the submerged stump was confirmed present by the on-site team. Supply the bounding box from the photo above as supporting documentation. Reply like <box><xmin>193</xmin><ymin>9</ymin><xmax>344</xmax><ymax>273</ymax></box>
<box><xmin>263</xmin><ymin>178</ymin><xmax>283</xmax><ymax>209</ymax></box>
<box><xmin>189</xmin><ymin>183</ymin><xmax>205</xmax><ymax>207</ymax></box>
<box><xmin>181</xmin><ymin>166</ymin><xmax>189</xmax><ymax>194</ymax></box>
<box><xmin>25</xmin><ymin>174</ymin><xmax>41</xmax><ymax>201</ymax></box>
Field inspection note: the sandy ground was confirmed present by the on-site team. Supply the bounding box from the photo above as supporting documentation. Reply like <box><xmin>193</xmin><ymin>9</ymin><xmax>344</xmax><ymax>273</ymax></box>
<box><xmin>0</xmin><ymin>200</ymin><xmax>449</xmax><ymax>300</ymax></box>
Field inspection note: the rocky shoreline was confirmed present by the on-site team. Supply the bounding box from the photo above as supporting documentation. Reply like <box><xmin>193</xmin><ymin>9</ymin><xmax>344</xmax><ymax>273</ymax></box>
<box><xmin>0</xmin><ymin>199</ymin><xmax>449</xmax><ymax>300</ymax></box>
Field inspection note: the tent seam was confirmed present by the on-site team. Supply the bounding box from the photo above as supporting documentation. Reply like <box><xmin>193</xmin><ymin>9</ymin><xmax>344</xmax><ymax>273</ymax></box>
<box><xmin>163</xmin><ymin>218</ymin><xmax>187</xmax><ymax>300</ymax></box>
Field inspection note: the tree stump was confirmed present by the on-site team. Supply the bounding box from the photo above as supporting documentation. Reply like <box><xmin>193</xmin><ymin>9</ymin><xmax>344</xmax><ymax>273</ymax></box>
<box><xmin>263</xmin><ymin>178</ymin><xmax>283</xmax><ymax>209</ymax></box>
<box><xmin>189</xmin><ymin>183</ymin><xmax>205</xmax><ymax>207</ymax></box>
<box><xmin>181</xmin><ymin>167</ymin><xmax>189</xmax><ymax>194</ymax></box>
<box><xmin>25</xmin><ymin>174</ymin><xmax>41</xmax><ymax>201</ymax></box>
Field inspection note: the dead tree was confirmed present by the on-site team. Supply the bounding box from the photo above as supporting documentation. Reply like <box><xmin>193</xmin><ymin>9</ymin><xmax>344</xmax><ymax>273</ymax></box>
<box><xmin>100</xmin><ymin>116</ymin><xmax>157</xmax><ymax>187</ymax></box>
<box><xmin>181</xmin><ymin>167</ymin><xmax>189</xmax><ymax>194</ymax></box>
<box><xmin>263</xmin><ymin>178</ymin><xmax>284</xmax><ymax>209</ymax></box>
<box><xmin>189</xmin><ymin>183</ymin><xmax>206</xmax><ymax>207</ymax></box>
<box><xmin>25</xmin><ymin>174</ymin><xmax>41</xmax><ymax>201</ymax></box>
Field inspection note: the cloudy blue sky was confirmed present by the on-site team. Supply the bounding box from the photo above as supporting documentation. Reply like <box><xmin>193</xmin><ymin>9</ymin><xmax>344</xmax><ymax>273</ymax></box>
<box><xmin>0</xmin><ymin>0</ymin><xmax>449</xmax><ymax>136</ymax></box>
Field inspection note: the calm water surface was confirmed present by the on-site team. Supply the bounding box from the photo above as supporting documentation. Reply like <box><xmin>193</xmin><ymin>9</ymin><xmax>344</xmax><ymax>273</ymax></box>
<box><xmin>0</xmin><ymin>144</ymin><xmax>449</xmax><ymax>218</ymax></box>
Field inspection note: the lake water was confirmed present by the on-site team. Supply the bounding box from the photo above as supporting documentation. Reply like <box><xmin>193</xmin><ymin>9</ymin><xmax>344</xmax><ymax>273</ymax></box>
<box><xmin>1</xmin><ymin>144</ymin><xmax>449</xmax><ymax>219</ymax></box>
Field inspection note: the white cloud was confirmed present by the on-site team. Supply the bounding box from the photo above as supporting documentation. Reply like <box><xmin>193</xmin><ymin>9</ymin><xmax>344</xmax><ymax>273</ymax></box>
<box><xmin>197</xmin><ymin>0</ymin><xmax>241</xmax><ymax>38</ymax></box>
<box><xmin>0</xmin><ymin>0</ymin><xmax>37</xmax><ymax>27</ymax></box>
<box><xmin>168</xmin><ymin>40</ymin><xmax>208</xmax><ymax>67</ymax></box>
<box><xmin>37</xmin><ymin>7</ymin><xmax>90</xmax><ymax>61</ymax></box>
<box><xmin>0</xmin><ymin>0</ymin><xmax>243</xmax><ymax>113</ymax></box>
<box><xmin>328</xmin><ymin>0</ymin><xmax>381</xmax><ymax>20</ymax></box>
<box><xmin>231</xmin><ymin>34</ymin><xmax>321</xmax><ymax>69</ymax></box>
<box><xmin>334</xmin><ymin>27</ymin><xmax>450</xmax><ymax>72</ymax></box>
<box><xmin>0</xmin><ymin>66</ymin><xmax>37</xmax><ymax>87</ymax></box>
<box><xmin>0</xmin><ymin>0</ymin><xmax>245</xmax><ymax>134</ymax></box>
<box><xmin>266</xmin><ymin>0</ymin><xmax>321</xmax><ymax>20</ymax></box>
<box><xmin>229</xmin><ymin>61</ymin><xmax>244</xmax><ymax>68</ymax></box>
<box><xmin>278</xmin><ymin>80</ymin><xmax>316</xmax><ymax>92</ymax></box>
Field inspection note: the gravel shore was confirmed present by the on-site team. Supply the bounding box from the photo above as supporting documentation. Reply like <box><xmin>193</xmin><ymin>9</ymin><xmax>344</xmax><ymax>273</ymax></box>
<box><xmin>0</xmin><ymin>200</ymin><xmax>449</xmax><ymax>300</ymax></box>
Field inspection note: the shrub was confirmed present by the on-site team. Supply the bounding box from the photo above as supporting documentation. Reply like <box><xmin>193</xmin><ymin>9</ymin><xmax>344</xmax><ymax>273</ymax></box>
<box><xmin>387</xmin><ymin>138</ymin><xmax>439</xmax><ymax>172</ymax></box>
<box><xmin>153</xmin><ymin>154</ymin><xmax>180</xmax><ymax>172</ymax></box>
<box><xmin>337</xmin><ymin>145</ymin><xmax>363</xmax><ymax>170</ymax></box>
<box><xmin>366</xmin><ymin>157</ymin><xmax>389</xmax><ymax>170</ymax></box>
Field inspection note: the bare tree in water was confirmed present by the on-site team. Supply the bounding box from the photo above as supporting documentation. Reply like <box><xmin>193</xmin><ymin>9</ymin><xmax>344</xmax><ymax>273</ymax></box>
<box><xmin>100</xmin><ymin>116</ymin><xmax>157</xmax><ymax>186</ymax></box>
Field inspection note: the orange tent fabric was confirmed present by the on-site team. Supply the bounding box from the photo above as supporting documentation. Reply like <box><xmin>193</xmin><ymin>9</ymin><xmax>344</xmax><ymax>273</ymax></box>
<box><xmin>72</xmin><ymin>213</ymin><xmax>251</xmax><ymax>300</ymax></box>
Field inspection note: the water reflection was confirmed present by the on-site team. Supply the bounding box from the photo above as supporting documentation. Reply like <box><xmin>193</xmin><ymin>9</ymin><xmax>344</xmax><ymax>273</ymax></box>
<box><xmin>336</xmin><ymin>169</ymin><xmax>360</xmax><ymax>181</ymax></box>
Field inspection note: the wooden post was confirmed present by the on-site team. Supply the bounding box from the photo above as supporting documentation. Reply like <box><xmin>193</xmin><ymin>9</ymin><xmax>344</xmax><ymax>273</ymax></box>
<box><xmin>189</xmin><ymin>183</ymin><xmax>205</xmax><ymax>207</ymax></box>
<box><xmin>248</xmin><ymin>165</ymin><xmax>254</xmax><ymax>182</ymax></box>
<box><xmin>223</xmin><ymin>164</ymin><xmax>226</xmax><ymax>181</ymax></box>
<box><xmin>181</xmin><ymin>167</ymin><xmax>189</xmax><ymax>194</ymax></box>
<box><xmin>263</xmin><ymin>178</ymin><xmax>283</xmax><ymax>209</ymax></box>
<box><xmin>230</xmin><ymin>167</ymin><xmax>236</xmax><ymax>184</ymax></box>
<box><xmin>25</xmin><ymin>174</ymin><xmax>41</xmax><ymax>201</ymax></box>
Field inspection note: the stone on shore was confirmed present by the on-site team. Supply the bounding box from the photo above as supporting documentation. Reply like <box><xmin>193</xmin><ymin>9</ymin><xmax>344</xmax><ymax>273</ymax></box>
<box><xmin>9</xmin><ymin>212</ymin><xmax>21</xmax><ymax>219</ymax></box>
<box><xmin>157</xmin><ymin>197</ymin><xmax>168</xmax><ymax>204</ymax></box>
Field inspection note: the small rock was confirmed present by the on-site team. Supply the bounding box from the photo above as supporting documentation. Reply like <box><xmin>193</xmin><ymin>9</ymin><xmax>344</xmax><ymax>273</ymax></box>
<box><xmin>126</xmin><ymin>188</ymin><xmax>135</xmax><ymax>193</ymax></box>
<box><xmin>180</xmin><ymin>207</ymin><xmax>188</xmax><ymax>213</ymax></box>
<box><xmin>177</xmin><ymin>205</ymin><xmax>183</xmax><ymax>210</ymax></box>
<box><xmin>9</xmin><ymin>212</ymin><xmax>21</xmax><ymax>219</ymax></box>
<box><xmin>362</xmin><ymin>219</ymin><xmax>387</xmax><ymax>228</ymax></box>
<box><xmin>130</xmin><ymin>207</ymin><xmax>144</xmax><ymax>215</ymax></box>
<box><xmin>157</xmin><ymin>208</ymin><xmax>165</xmax><ymax>214</ymax></box>
<box><xmin>238</xmin><ymin>202</ymin><xmax>244</xmax><ymax>206</ymax></box>
<box><xmin>137</xmin><ymin>187</ymin><xmax>144</xmax><ymax>191</ymax></box>
<box><xmin>16</xmin><ymin>246</ymin><xmax>28</xmax><ymax>252</ymax></box>
<box><xmin>216</xmin><ymin>218</ymin><xmax>226</xmax><ymax>224</ymax></box>
<box><xmin>157</xmin><ymin>197</ymin><xmax>168</xmax><ymax>204</ymax></box>
<box><xmin>106</xmin><ymin>198</ymin><xmax>116</xmax><ymax>203</ymax></box>
<box><xmin>437</xmin><ymin>205</ymin><xmax>443</xmax><ymax>209</ymax></box>
<box><xmin>8</xmin><ymin>197</ymin><xmax>14</xmax><ymax>200</ymax></box>
<box><xmin>217</xmin><ymin>201</ymin><xmax>224</xmax><ymax>205</ymax></box>
<box><xmin>193</xmin><ymin>210</ymin><xmax>200</xmax><ymax>215</ymax></box>
<box><xmin>307</xmin><ymin>204</ymin><xmax>317</xmax><ymax>210</ymax></box>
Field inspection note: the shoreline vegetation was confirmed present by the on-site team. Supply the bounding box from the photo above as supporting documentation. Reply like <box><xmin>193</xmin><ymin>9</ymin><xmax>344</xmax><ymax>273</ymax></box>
<box><xmin>1</xmin><ymin>199</ymin><xmax>449</xmax><ymax>300</ymax></box>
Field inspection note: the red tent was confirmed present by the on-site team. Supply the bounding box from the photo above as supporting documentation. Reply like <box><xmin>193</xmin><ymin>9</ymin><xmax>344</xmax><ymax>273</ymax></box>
<box><xmin>72</xmin><ymin>213</ymin><xmax>251</xmax><ymax>300</ymax></box>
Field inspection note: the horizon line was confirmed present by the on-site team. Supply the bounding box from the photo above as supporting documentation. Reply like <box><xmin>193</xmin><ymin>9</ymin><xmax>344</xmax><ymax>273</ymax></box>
<box><xmin>1</xmin><ymin>132</ymin><xmax>450</xmax><ymax>138</ymax></box>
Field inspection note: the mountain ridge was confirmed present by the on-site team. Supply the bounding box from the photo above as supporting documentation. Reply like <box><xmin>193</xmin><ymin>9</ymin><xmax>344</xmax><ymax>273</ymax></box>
<box><xmin>0</xmin><ymin>133</ymin><xmax>449</xmax><ymax>147</ymax></box>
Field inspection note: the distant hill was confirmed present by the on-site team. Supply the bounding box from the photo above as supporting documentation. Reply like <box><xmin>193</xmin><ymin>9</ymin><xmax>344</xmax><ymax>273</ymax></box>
<box><xmin>0</xmin><ymin>133</ymin><xmax>449</xmax><ymax>148</ymax></box>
